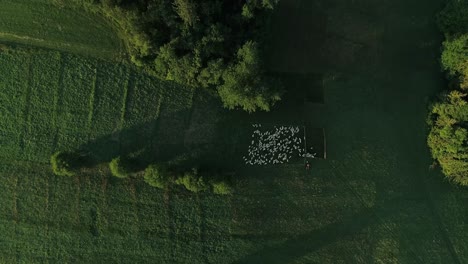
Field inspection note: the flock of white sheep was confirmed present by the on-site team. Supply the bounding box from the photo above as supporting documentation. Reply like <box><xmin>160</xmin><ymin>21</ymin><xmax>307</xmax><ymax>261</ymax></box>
<box><xmin>243</xmin><ymin>124</ymin><xmax>316</xmax><ymax>165</ymax></box>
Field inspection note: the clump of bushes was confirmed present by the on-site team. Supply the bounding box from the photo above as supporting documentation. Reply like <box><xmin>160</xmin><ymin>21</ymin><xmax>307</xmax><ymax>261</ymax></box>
<box><xmin>144</xmin><ymin>164</ymin><xmax>172</xmax><ymax>189</ymax></box>
<box><xmin>174</xmin><ymin>168</ymin><xmax>210</xmax><ymax>193</ymax></box>
<box><xmin>50</xmin><ymin>151</ymin><xmax>76</xmax><ymax>176</ymax></box>
<box><xmin>109</xmin><ymin>156</ymin><xmax>132</xmax><ymax>178</ymax></box>
<box><xmin>142</xmin><ymin>161</ymin><xmax>234</xmax><ymax>195</ymax></box>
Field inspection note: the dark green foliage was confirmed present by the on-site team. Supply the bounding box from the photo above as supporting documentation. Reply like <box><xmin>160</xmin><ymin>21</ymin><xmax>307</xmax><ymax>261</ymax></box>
<box><xmin>175</xmin><ymin>168</ymin><xmax>209</xmax><ymax>193</ymax></box>
<box><xmin>144</xmin><ymin>163</ymin><xmax>172</xmax><ymax>189</ymax></box>
<box><xmin>218</xmin><ymin>41</ymin><xmax>283</xmax><ymax>112</ymax></box>
<box><xmin>4</xmin><ymin>0</ymin><xmax>468</xmax><ymax>262</ymax></box>
<box><xmin>109</xmin><ymin>156</ymin><xmax>130</xmax><ymax>178</ymax></box>
<box><xmin>428</xmin><ymin>91</ymin><xmax>468</xmax><ymax>185</ymax></box>
<box><xmin>173</xmin><ymin>0</ymin><xmax>198</xmax><ymax>26</ymax></box>
<box><xmin>50</xmin><ymin>151</ymin><xmax>76</xmax><ymax>176</ymax></box>
<box><xmin>70</xmin><ymin>0</ymin><xmax>281</xmax><ymax>112</ymax></box>
<box><xmin>441</xmin><ymin>34</ymin><xmax>468</xmax><ymax>77</ymax></box>
<box><xmin>437</xmin><ymin>0</ymin><xmax>468</xmax><ymax>36</ymax></box>
<box><xmin>428</xmin><ymin>1</ymin><xmax>468</xmax><ymax>185</ymax></box>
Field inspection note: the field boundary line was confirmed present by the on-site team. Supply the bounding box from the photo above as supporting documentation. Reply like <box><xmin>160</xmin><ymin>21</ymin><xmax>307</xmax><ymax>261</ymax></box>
<box><xmin>0</xmin><ymin>32</ymin><xmax>121</xmax><ymax>60</ymax></box>
<box><xmin>87</xmin><ymin>67</ymin><xmax>98</xmax><ymax>136</ymax></box>
<box><xmin>52</xmin><ymin>53</ymin><xmax>66</xmax><ymax>151</ymax></box>
<box><xmin>150</xmin><ymin>98</ymin><xmax>164</xmax><ymax>147</ymax></box>
<box><xmin>197</xmin><ymin>195</ymin><xmax>210</xmax><ymax>264</ymax></box>
<box><xmin>0</xmin><ymin>32</ymin><xmax>46</xmax><ymax>43</ymax></box>
<box><xmin>164</xmin><ymin>189</ymin><xmax>176</xmax><ymax>262</ymax></box>
<box><xmin>119</xmin><ymin>71</ymin><xmax>133</xmax><ymax>129</ymax></box>
<box><xmin>12</xmin><ymin>174</ymin><xmax>20</xmax><ymax>263</ymax></box>
<box><xmin>73</xmin><ymin>176</ymin><xmax>82</xmax><ymax>228</ymax></box>
<box><xmin>19</xmin><ymin>56</ymin><xmax>33</xmax><ymax>152</ymax></box>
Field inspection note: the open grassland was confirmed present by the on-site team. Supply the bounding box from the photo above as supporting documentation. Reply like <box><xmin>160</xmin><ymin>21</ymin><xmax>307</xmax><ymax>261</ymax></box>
<box><xmin>0</xmin><ymin>48</ymin><xmax>242</xmax><ymax>263</ymax></box>
<box><xmin>0</xmin><ymin>0</ymin><xmax>123</xmax><ymax>59</ymax></box>
<box><xmin>0</xmin><ymin>0</ymin><xmax>468</xmax><ymax>263</ymax></box>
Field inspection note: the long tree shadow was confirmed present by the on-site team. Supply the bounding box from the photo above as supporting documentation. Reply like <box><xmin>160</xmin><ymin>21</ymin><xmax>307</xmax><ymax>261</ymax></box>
<box><xmin>233</xmin><ymin>197</ymin><xmax>405</xmax><ymax>264</ymax></box>
<box><xmin>75</xmin><ymin>109</ymin><xmax>252</xmax><ymax>173</ymax></box>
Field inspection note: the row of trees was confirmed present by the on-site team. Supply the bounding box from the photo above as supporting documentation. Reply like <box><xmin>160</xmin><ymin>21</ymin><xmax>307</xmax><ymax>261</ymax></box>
<box><xmin>427</xmin><ymin>0</ymin><xmax>468</xmax><ymax>186</ymax></box>
<box><xmin>68</xmin><ymin>0</ymin><xmax>283</xmax><ymax>112</ymax></box>
<box><xmin>51</xmin><ymin>151</ymin><xmax>233</xmax><ymax>195</ymax></box>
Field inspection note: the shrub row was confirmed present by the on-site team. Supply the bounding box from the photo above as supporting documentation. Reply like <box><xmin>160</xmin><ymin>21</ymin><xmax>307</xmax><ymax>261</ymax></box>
<box><xmin>51</xmin><ymin>153</ymin><xmax>233</xmax><ymax>195</ymax></box>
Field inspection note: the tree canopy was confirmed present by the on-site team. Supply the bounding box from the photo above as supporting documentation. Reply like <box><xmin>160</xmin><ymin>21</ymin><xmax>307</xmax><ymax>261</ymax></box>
<box><xmin>428</xmin><ymin>0</ymin><xmax>468</xmax><ymax>185</ymax></box>
<box><xmin>73</xmin><ymin>0</ymin><xmax>283</xmax><ymax>112</ymax></box>
<box><xmin>428</xmin><ymin>91</ymin><xmax>468</xmax><ymax>185</ymax></box>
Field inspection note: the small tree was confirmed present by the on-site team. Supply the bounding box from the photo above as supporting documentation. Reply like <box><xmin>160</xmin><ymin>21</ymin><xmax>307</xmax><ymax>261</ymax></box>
<box><xmin>51</xmin><ymin>151</ymin><xmax>76</xmax><ymax>176</ymax></box>
<box><xmin>212</xmin><ymin>181</ymin><xmax>233</xmax><ymax>195</ymax></box>
<box><xmin>109</xmin><ymin>157</ymin><xmax>130</xmax><ymax>178</ymax></box>
<box><xmin>175</xmin><ymin>168</ymin><xmax>209</xmax><ymax>193</ymax></box>
<box><xmin>144</xmin><ymin>164</ymin><xmax>172</xmax><ymax>189</ymax></box>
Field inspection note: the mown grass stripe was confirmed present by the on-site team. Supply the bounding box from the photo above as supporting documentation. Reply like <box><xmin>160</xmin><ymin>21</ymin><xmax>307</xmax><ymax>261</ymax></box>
<box><xmin>119</xmin><ymin>71</ymin><xmax>132</xmax><ymax>129</ymax></box>
<box><xmin>12</xmin><ymin>174</ymin><xmax>20</xmax><ymax>263</ymax></box>
<box><xmin>198</xmin><ymin>195</ymin><xmax>210</xmax><ymax>264</ymax></box>
<box><xmin>164</xmin><ymin>189</ymin><xmax>176</xmax><ymax>262</ymax></box>
<box><xmin>18</xmin><ymin>55</ymin><xmax>33</xmax><ymax>152</ymax></box>
<box><xmin>87</xmin><ymin>68</ymin><xmax>98</xmax><ymax>134</ymax></box>
<box><xmin>52</xmin><ymin>53</ymin><xmax>65</xmax><ymax>151</ymax></box>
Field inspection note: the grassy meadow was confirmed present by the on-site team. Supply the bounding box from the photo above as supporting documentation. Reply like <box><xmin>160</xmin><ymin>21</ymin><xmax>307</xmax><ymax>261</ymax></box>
<box><xmin>0</xmin><ymin>0</ymin><xmax>123</xmax><ymax>59</ymax></box>
<box><xmin>0</xmin><ymin>0</ymin><xmax>467</xmax><ymax>263</ymax></box>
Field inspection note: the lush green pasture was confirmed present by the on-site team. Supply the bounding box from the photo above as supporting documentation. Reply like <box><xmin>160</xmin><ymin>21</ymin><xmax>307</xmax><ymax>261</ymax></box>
<box><xmin>0</xmin><ymin>0</ymin><xmax>123</xmax><ymax>59</ymax></box>
<box><xmin>1</xmin><ymin>0</ymin><xmax>468</xmax><ymax>263</ymax></box>
<box><xmin>0</xmin><ymin>48</ymin><xmax>243</xmax><ymax>263</ymax></box>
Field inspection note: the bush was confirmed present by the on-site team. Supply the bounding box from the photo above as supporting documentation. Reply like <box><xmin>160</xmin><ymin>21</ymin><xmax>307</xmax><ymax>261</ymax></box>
<box><xmin>175</xmin><ymin>168</ymin><xmax>209</xmax><ymax>193</ymax></box>
<box><xmin>51</xmin><ymin>151</ymin><xmax>76</xmax><ymax>176</ymax></box>
<box><xmin>211</xmin><ymin>181</ymin><xmax>233</xmax><ymax>195</ymax></box>
<box><xmin>109</xmin><ymin>157</ymin><xmax>130</xmax><ymax>178</ymax></box>
<box><xmin>144</xmin><ymin>164</ymin><xmax>172</xmax><ymax>189</ymax></box>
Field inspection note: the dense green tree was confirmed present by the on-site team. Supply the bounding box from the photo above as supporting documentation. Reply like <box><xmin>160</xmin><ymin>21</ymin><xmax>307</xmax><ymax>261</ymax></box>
<box><xmin>175</xmin><ymin>168</ymin><xmax>209</xmax><ymax>193</ymax></box>
<box><xmin>428</xmin><ymin>91</ymin><xmax>468</xmax><ymax>185</ymax></box>
<box><xmin>144</xmin><ymin>163</ymin><xmax>172</xmax><ymax>189</ymax></box>
<box><xmin>437</xmin><ymin>0</ymin><xmax>468</xmax><ymax>36</ymax></box>
<box><xmin>441</xmin><ymin>34</ymin><xmax>468</xmax><ymax>77</ymax></box>
<box><xmin>428</xmin><ymin>0</ymin><xmax>468</xmax><ymax>186</ymax></box>
<box><xmin>173</xmin><ymin>0</ymin><xmax>198</xmax><ymax>26</ymax></box>
<box><xmin>68</xmin><ymin>0</ymin><xmax>282</xmax><ymax>112</ymax></box>
<box><xmin>218</xmin><ymin>41</ymin><xmax>282</xmax><ymax>112</ymax></box>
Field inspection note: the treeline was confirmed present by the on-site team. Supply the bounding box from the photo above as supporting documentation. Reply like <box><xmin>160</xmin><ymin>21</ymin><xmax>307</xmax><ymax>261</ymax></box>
<box><xmin>51</xmin><ymin>151</ymin><xmax>234</xmax><ymax>195</ymax></box>
<box><xmin>67</xmin><ymin>0</ymin><xmax>283</xmax><ymax>112</ymax></box>
<box><xmin>427</xmin><ymin>0</ymin><xmax>468</xmax><ymax>185</ymax></box>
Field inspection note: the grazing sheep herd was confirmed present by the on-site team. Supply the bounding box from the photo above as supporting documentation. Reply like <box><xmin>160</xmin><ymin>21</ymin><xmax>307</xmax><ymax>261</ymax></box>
<box><xmin>243</xmin><ymin>124</ymin><xmax>316</xmax><ymax>166</ymax></box>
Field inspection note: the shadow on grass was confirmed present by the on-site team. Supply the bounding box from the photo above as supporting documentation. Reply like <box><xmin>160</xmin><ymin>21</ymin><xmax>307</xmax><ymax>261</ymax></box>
<box><xmin>232</xmin><ymin>197</ymin><xmax>405</xmax><ymax>264</ymax></box>
<box><xmin>74</xmin><ymin>112</ymin><xmax>250</xmax><ymax>173</ymax></box>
